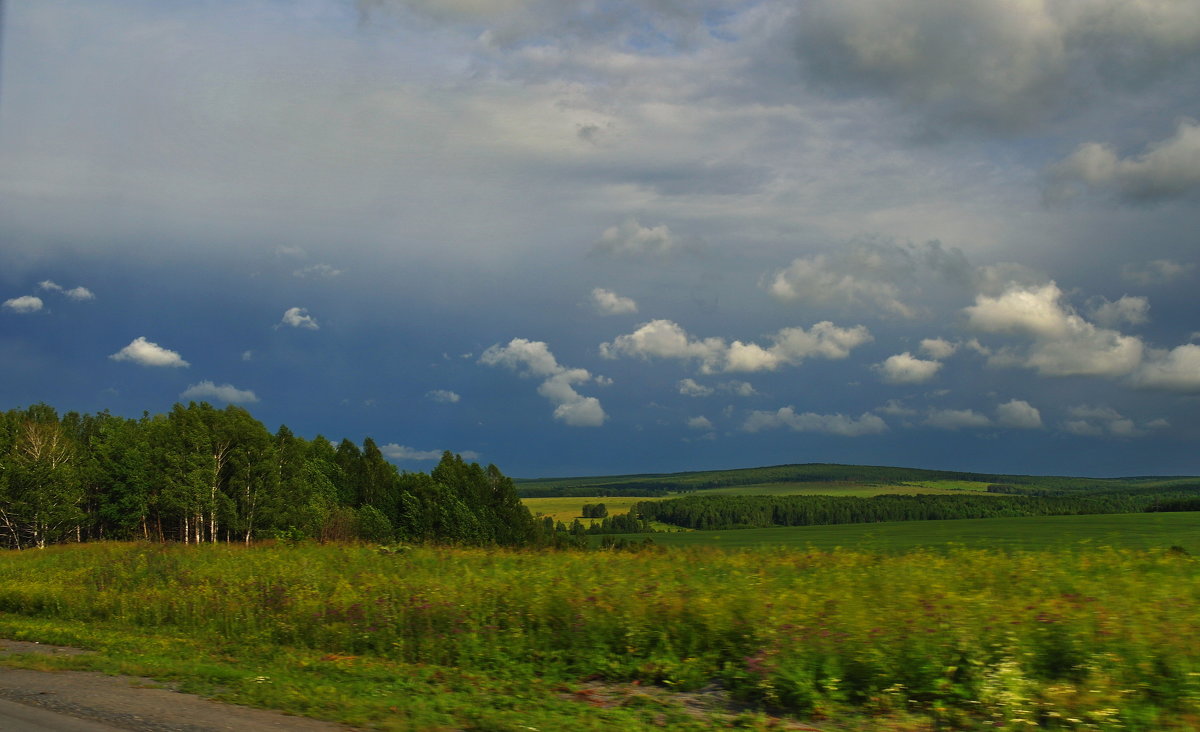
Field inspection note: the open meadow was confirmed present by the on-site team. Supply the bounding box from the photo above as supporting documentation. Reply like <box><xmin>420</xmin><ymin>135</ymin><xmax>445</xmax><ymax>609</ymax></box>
<box><xmin>1</xmin><ymin>539</ymin><xmax>1199</xmax><ymax>731</ymax></box>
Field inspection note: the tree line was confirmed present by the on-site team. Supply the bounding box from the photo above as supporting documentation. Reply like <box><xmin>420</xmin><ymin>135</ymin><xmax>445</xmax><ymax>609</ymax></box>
<box><xmin>631</xmin><ymin>489</ymin><xmax>1200</xmax><ymax>531</ymax></box>
<box><xmin>0</xmin><ymin>402</ymin><xmax>551</xmax><ymax>550</ymax></box>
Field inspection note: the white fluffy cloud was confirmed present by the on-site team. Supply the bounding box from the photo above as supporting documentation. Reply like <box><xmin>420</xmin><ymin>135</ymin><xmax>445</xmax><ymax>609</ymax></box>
<box><xmin>1049</xmin><ymin>121</ymin><xmax>1200</xmax><ymax>202</ymax></box>
<box><xmin>743</xmin><ymin>407</ymin><xmax>887</xmax><ymax>436</ymax></box>
<box><xmin>2</xmin><ymin>295</ymin><xmax>43</xmax><ymax>313</ymax></box>
<box><xmin>110</xmin><ymin>337</ymin><xmax>189</xmax><ymax>368</ymax></box>
<box><xmin>766</xmin><ymin>254</ymin><xmax>913</xmax><ymax>318</ymax></box>
<box><xmin>919</xmin><ymin>338</ymin><xmax>958</xmax><ymax>360</ymax></box>
<box><xmin>179</xmin><ymin>380</ymin><xmax>259</xmax><ymax>404</ymax></box>
<box><xmin>382</xmin><ymin>444</ymin><xmax>480</xmax><ymax>461</ymax></box>
<box><xmin>876</xmin><ymin>352</ymin><xmax>942</xmax><ymax>384</ymax></box>
<box><xmin>686</xmin><ymin>416</ymin><xmax>713</xmax><ymax>430</ymax></box>
<box><xmin>600</xmin><ymin>319</ymin><xmax>871</xmax><ymax>374</ymax></box>
<box><xmin>480</xmin><ymin>338</ymin><xmax>607</xmax><ymax>426</ymax></box>
<box><xmin>995</xmin><ymin>399</ymin><xmax>1043</xmax><ymax>429</ymax></box>
<box><xmin>592</xmin><ymin>218</ymin><xmax>678</xmax><ymax>257</ymax></box>
<box><xmin>591</xmin><ymin>287</ymin><xmax>638</xmax><ymax>315</ymax></box>
<box><xmin>1134</xmin><ymin>344</ymin><xmax>1200</xmax><ymax>392</ymax></box>
<box><xmin>427</xmin><ymin>389</ymin><xmax>461</xmax><ymax>403</ymax></box>
<box><xmin>925</xmin><ymin>408</ymin><xmax>991</xmax><ymax>430</ymax></box>
<box><xmin>965</xmin><ymin>282</ymin><xmax>1144</xmax><ymax>377</ymax></box>
<box><xmin>39</xmin><ymin>280</ymin><xmax>95</xmax><ymax>301</ymax></box>
<box><xmin>278</xmin><ymin>307</ymin><xmax>319</xmax><ymax>330</ymax></box>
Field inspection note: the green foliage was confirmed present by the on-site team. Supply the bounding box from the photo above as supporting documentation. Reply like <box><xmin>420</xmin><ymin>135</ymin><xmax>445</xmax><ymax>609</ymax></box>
<box><xmin>633</xmin><ymin>489</ymin><xmax>1200</xmax><ymax>532</ymax></box>
<box><xmin>0</xmin><ymin>403</ymin><xmax>537</xmax><ymax>549</ymax></box>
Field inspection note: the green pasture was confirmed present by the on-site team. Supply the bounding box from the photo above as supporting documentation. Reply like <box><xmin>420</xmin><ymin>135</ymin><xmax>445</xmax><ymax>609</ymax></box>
<box><xmin>634</xmin><ymin>511</ymin><xmax>1200</xmax><ymax>552</ymax></box>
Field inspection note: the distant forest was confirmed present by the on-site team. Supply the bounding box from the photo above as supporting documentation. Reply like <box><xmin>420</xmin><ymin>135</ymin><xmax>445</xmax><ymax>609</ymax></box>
<box><xmin>634</xmin><ymin>489</ymin><xmax>1200</xmax><ymax>531</ymax></box>
<box><xmin>0</xmin><ymin>402</ymin><xmax>547</xmax><ymax>550</ymax></box>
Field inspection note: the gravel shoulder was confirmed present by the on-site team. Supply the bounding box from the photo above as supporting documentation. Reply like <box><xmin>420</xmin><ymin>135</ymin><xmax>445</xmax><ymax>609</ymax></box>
<box><xmin>0</xmin><ymin>640</ymin><xmax>359</xmax><ymax>732</ymax></box>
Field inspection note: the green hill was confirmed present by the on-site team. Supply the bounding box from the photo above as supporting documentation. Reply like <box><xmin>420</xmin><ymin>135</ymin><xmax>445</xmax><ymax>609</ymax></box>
<box><xmin>517</xmin><ymin>462</ymin><xmax>1199</xmax><ymax>498</ymax></box>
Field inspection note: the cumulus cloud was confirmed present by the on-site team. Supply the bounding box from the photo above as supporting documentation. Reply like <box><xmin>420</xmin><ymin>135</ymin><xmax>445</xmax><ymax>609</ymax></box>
<box><xmin>427</xmin><ymin>389</ymin><xmax>461</xmax><ymax>403</ymax></box>
<box><xmin>677</xmin><ymin>378</ymin><xmax>713</xmax><ymax>397</ymax></box>
<box><xmin>382</xmin><ymin>444</ymin><xmax>480</xmax><ymax>461</ymax></box>
<box><xmin>110</xmin><ymin>337</ymin><xmax>189</xmax><ymax>368</ymax></box>
<box><xmin>743</xmin><ymin>407</ymin><xmax>887</xmax><ymax>437</ymax></box>
<box><xmin>179</xmin><ymin>380</ymin><xmax>259</xmax><ymax>404</ymax></box>
<box><xmin>1122</xmin><ymin>259</ymin><xmax>1195</xmax><ymax>286</ymax></box>
<box><xmin>600</xmin><ymin>319</ymin><xmax>871</xmax><ymax>374</ymax></box>
<box><xmin>965</xmin><ymin>282</ymin><xmax>1144</xmax><ymax>377</ymax></box>
<box><xmin>720</xmin><ymin>380</ymin><xmax>758</xmax><ymax>397</ymax></box>
<box><xmin>876</xmin><ymin>352</ymin><xmax>942</xmax><ymax>384</ymax></box>
<box><xmin>480</xmin><ymin>338</ymin><xmax>607</xmax><ymax>426</ymax></box>
<box><xmin>995</xmin><ymin>399</ymin><xmax>1043</xmax><ymax>429</ymax></box>
<box><xmin>686</xmin><ymin>416</ymin><xmax>713</xmax><ymax>430</ymax></box>
<box><xmin>592</xmin><ymin>218</ymin><xmax>678</xmax><ymax>257</ymax></box>
<box><xmin>789</xmin><ymin>0</ymin><xmax>1200</xmax><ymax>132</ymax></box>
<box><xmin>591</xmin><ymin>287</ymin><xmax>638</xmax><ymax>315</ymax></box>
<box><xmin>1048</xmin><ymin>121</ymin><xmax>1200</xmax><ymax>202</ymax></box>
<box><xmin>39</xmin><ymin>280</ymin><xmax>95</xmax><ymax>300</ymax></box>
<box><xmin>1133</xmin><ymin>344</ymin><xmax>1200</xmax><ymax>392</ymax></box>
<box><xmin>1088</xmin><ymin>295</ymin><xmax>1149</xmax><ymax>328</ymax></box>
<box><xmin>925</xmin><ymin>408</ymin><xmax>991</xmax><ymax>430</ymax></box>
<box><xmin>2</xmin><ymin>295</ymin><xmax>43</xmax><ymax>314</ymax></box>
<box><xmin>1062</xmin><ymin>405</ymin><xmax>1142</xmax><ymax>437</ymax></box>
<box><xmin>278</xmin><ymin>307</ymin><xmax>319</xmax><ymax>330</ymax></box>
<box><xmin>678</xmin><ymin>378</ymin><xmax>759</xmax><ymax>397</ymax></box>
<box><xmin>764</xmin><ymin>241</ymin><xmax>970</xmax><ymax>318</ymax></box>
<box><xmin>919</xmin><ymin>338</ymin><xmax>958</xmax><ymax>360</ymax></box>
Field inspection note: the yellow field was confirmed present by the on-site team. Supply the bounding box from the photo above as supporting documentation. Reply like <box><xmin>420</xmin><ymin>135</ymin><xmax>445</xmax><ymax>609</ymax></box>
<box><xmin>521</xmin><ymin>496</ymin><xmax>663</xmax><ymax>524</ymax></box>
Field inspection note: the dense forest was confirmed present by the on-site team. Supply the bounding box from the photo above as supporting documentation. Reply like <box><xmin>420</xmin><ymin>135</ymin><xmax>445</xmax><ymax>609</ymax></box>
<box><xmin>633</xmin><ymin>489</ymin><xmax>1200</xmax><ymax>531</ymax></box>
<box><xmin>0</xmin><ymin>402</ymin><xmax>544</xmax><ymax>550</ymax></box>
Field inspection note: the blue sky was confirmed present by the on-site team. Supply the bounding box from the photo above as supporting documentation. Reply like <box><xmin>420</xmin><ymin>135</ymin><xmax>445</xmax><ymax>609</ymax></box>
<box><xmin>3</xmin><ymin>0</ymin><xmax>1200</xmax><ymax>478</ymax></box>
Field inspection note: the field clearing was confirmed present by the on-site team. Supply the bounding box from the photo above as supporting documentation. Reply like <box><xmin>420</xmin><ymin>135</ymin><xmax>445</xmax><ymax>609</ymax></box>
<box><xmin>521</xmin><ymin>495</ymin><xmax>660</xmax><ymax>523</ymax></box>
<box><xmin>635</xmin><ymin>511</ymin><xmax>1200</xmax><ymax>552</ymax></box>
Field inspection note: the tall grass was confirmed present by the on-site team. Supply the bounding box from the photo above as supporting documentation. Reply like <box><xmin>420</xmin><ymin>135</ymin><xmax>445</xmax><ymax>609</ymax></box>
<box><xmin>0</xmin><ymin>542</ymin><xmax>1197</xmax><ymax>730</ymax></box>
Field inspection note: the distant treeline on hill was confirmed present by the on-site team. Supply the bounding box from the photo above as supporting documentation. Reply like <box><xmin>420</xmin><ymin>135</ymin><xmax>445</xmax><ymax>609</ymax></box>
<box><xmin>0</xmin><ymin>403</ymin><xmax>562</xmax><ymax>550</ymax></box>
<box><xmin>515</xmin><ymin>463</ymin><xmax>1182</xmax><ymax>498</ymax></box>
<box><xmin>630</xmin><ymin>490</ymin><xmax>1200</xmax><ymax>531</ymax></box>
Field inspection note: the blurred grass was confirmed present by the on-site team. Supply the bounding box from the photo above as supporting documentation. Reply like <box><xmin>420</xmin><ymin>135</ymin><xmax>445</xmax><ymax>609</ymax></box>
<box><xmin>0</xmin><ymin>540</ymin><xmax>1197</xmax><ymax>730</ymax></box>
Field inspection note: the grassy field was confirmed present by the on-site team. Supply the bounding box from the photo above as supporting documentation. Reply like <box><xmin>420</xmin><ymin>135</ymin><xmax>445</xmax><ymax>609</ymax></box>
<box><xmin>0</xmin><ymin>540</ymin><xmax>1199</xmax><ymax>730</ymax></box>
<box><xmin>632</xmin><ymin>511</ymin><xmax>1200</xmax><ymax>552</ymax></box>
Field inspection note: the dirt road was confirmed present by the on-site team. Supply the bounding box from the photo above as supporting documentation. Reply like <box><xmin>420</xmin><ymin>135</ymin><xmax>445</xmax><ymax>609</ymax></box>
<box><xmin>0</xmin><ymin>640</ymin><xmax>358</xmax><ymax>732</ymax></box>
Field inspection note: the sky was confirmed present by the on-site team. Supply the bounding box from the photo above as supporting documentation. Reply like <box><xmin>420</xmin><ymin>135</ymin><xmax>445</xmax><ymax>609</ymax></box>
<box><xmin>2</xmin><ymin>0</ymin><xmax>1200</xmax><ymax>478</ymax></box>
